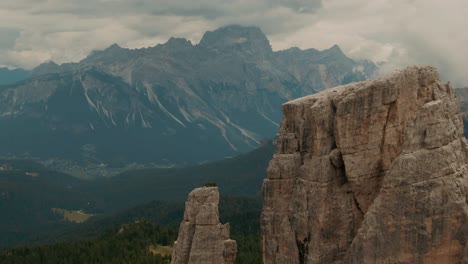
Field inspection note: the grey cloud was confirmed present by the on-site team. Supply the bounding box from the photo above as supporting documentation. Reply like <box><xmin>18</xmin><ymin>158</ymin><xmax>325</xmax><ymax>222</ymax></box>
<box><xmin>0</xmin><ymin>0</ymin><xmax>466</xmax><ymax>88</ymax></box>
<box><xmin>27</xmin><ymin>0</ymin><xmax>322</xmax><ymax>18</ymax></box>
<box><xmin>93</xmin><ymin>0</ymin><xmax>322</xmax><ymax>62</ymax></box>
<box><xmin>271</xmin><ymin>0</ymin><xmax>322</xmax><ymax>13</ymax></box>
<box><xmin>0</xmin><ymin>0</ymin><xmax>323</xmax><ymax>69</ymax></box>
<box><xmin>0</xmin><ymin>28</ymin><xmax>20</xmax><ymax>50</ymax></box>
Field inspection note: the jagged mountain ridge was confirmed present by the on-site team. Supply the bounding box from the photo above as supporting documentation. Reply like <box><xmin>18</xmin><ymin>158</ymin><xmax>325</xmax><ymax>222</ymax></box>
<box><xmin>0</xmin><ymin>25</ymin><xmax>376</xmax><ymax>168</ymax></box>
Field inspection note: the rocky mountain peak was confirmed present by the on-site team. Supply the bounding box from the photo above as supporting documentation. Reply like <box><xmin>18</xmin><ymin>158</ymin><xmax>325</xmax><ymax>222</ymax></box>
<box><xmin>199</xmin><ymin>25</ymin><xmax>272</xmax><ymax>57</ymax></box>
<box><xmin>159</xmin><ymin>37</ymin><xmax>194</xmax><ymax>55</ymax></box>
<box><xmin>90</xmin><ymin>43</ymin><xmax>125</xmax><ymax>57</ymax></box>
<box><xmin>328</xmin><ymin>44</ymin><xmax>342</xmax><ymax>52</ymax></box>
<box><xmin>107</xmin><ymin>43</ymin><xmax>122</xmax><ymax>50</ymax></box>
<box><xmin>171</xmin><ymin>186</ymin><xmax>237</xmax><ymax>264</ymax></box>
<box><xmin>262</xmin><ymin>65</ymin><xmax>468</xmax><ymax>263</ymax></box>
<box><xmin>31</xmin><ymin>61</ymin><xmax>60</xmax><ymax>76</ymax></box>
<box><xmin>0</xmin><ymin>25</ymin><xmax>377</xmax><ymax>173</ymax></box>
<box><xmin>313</xmin><ymin>44</ymin><xmax>350</xmax><ymax>63</ymax></box>
<box><xmin>165</xmin><ymin>37</ymin><xmax>193</xmax><ymax>47</ymax></box>
<box><xmin>82</xmin><ymin>43</ymin><xmax>131</xmax><ymax>65</ymax></box>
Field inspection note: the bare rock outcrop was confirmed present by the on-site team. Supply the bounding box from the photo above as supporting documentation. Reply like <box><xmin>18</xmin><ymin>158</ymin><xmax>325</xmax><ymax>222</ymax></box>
<box><xmin>171</xmin><ymin>187</ymin><xmax>237</xmax><ymax>264</ymax></box>
<box><xmin>261</xmin><ymin>66</ymin><xmax>468</xmax><ymax>264</ymax></box>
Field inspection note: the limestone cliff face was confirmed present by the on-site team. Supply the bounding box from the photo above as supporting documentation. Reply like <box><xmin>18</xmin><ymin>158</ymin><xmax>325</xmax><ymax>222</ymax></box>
<box><xmin>261</xmin><ymin>66</ymin><xmax>468</xmax><ymax>264</ymax></box>
<box><xmin>171</xmin><ymin>187</ymin><xmax>237</xmax><ymax>264</ymax></box>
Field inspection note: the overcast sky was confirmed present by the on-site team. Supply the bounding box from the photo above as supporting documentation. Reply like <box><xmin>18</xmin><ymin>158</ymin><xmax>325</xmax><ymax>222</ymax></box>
<box><xmin>0</xmin><ymin>0</ymin><xmax>466</xmax><ymax>85</ymax></box>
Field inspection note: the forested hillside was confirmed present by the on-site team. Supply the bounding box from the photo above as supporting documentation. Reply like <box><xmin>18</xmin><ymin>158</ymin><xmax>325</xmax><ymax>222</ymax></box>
<box><xmin>0</xmin><ymin>221</ymin><xmax>174</xmax><ymax>264</ymax></box>
<box><xmin>0</xmin><ymin>142</ymin><xmax>273</xmax><ymax>248</ymax></box>
<box><xmin>1</xmin><ymin>196</ymin><xmax>262</xmax><ymax>263</ymax></box>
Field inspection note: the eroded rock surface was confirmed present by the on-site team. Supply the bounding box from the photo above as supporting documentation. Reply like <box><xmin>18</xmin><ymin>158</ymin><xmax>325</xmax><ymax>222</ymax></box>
<box><xmin>171</xmin><ymin>187</ymin><xmax>237</xmax><ymax>264</ymax></box>
<box><xmin>261</xmin><ymin>66</ymin><xmax>468</xmax><ymax>264</ymax></box>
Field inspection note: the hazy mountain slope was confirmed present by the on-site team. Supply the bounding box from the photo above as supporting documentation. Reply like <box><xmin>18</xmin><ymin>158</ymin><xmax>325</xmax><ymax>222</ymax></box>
<box><xmin>83</xmin><ymin>141</ymin><xmax>274</xmax><ymax>211</ymax></box>
<box><xmin>454</xmin><ymin>87</ymin><xmax>468</xmax><ymax>136</ymax></box>
<box><xmin>0</xmin><ymin>26</ymin><xmax>376</xmax><ymax>172</ymax></box>
<box><xmin>0</xmin><ymin>67</ymin><xmax>30</xmax><ymax>85</ymax></box>
<box><xmin>0</xmin><ymin>142</ymin><xmax>273</xmax><ymax>247</ymax></box>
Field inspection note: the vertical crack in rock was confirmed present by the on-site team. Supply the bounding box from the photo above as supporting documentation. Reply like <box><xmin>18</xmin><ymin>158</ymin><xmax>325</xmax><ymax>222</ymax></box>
<box><xmin>296</xmin><ymin>238</ymin><xmax>306</xmax><ymax>264</ymax></box>
<box><xmin>330</xmin><ymin>148</ymin><xmax>347</xmax><ymax>185</ymax></box>
<box><xmin>330</xmin><ymin>96</ymin><xmax>348</xmax><ymax>186</ymax></box>
<box><xmin>262</xmin><ymin>66</ymin><xmax>468</xmax><ymax>264</ymax></box>
<box><xmin>373</xmin><ymin>100</ymin><xmax>398</xmax><ymax>198</ymax></box>
<box><xmin>352</xmin><ymin>195</ymin><xmax>364</xmax><ymax>216</ymax></box>
<box><xmin>330</xmin><ymin>97</ymin><xmax>338</xmax><ymax>150</ymax></box>
<box><xmin>171</xmin><ymin>187</ymin><xmax>237</xmax><ymax>264</ymax></box>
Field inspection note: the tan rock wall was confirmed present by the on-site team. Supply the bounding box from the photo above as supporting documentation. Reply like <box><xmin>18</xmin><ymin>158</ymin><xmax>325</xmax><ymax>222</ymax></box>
<box><xmin>171</xmin><ymin>187</ymin><xmax>237</xmax><ymax>264</ymax></box>
<box><xmin>262</xmin><ymin>66</ymin><xmax>468</xmax><ymax>264</ymax></box>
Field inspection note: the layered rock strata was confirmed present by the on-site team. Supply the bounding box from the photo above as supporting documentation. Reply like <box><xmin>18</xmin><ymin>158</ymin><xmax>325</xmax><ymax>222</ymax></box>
<box><xmin>261</xmin><ymin>66</ymin><xmax>468</xmax><ymax>264</ymax></box>
<box><xmin>171</xmin><ymin>187</ymin><xmax>237</xmax><ymax>264</ymax></box>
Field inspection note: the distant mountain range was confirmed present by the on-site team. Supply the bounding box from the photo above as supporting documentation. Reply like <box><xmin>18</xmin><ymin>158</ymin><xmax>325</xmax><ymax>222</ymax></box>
<box><xmin>455</xmin><ymin>87</ymin><xmax>468</xmax><ymax>108</ymax></box>
<box><xmin>0</xmin><ymin>67</ymin><xmax>30</xmax><ymax>85</ymax></box>
<box><xmin>0</xmin><ymin>25</ymin><xmax>377</xmax><ymax>174</ymax></box>
<box><xmin>455</xmin><ymin>87</ymin><xmax>468</xmax><ymax>135</ymax></box>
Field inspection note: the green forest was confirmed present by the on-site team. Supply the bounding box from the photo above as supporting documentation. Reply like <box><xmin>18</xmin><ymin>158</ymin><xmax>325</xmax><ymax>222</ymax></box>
<box><xmin>0</xmin><ymin>197</ymin><xmax>263</xmax><ymax>263</ymax></box>
<box><xmin>0</xmin><ymin>221</ymin><xmax>174</xmax><ymax>264</ymax></box>
<box><xmin>0</xmin><ymin>143</ymin><xmax>271</xmax><ymax>263</ymax></box>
